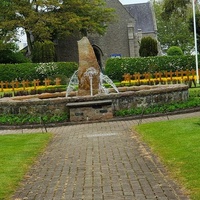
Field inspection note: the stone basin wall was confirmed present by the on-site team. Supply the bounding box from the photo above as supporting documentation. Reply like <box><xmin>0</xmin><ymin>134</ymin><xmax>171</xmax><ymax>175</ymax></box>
<box><xmin>0</xmin><ymin>84</ymin><xmax>189</xmax><ymax>118</ymax></box>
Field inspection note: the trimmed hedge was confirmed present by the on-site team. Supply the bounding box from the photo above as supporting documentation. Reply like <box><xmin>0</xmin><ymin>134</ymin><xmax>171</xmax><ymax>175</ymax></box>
<box><xmin>105</xmin><ymin>55</ymin><xmax>197</xmax><ymax>81</ymax></box>
<box><xmin>1</xmin><ymin>55</ymin><xmax>198</xmax><ymax>84</ymax></box>
<box><xmin>0</xmin><ymin>62</ymin><xmax>78</xmax><ymax>82</ymax></box>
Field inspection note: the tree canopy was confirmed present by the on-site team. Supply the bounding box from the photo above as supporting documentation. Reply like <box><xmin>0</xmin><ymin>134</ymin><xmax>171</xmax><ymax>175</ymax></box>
<box><xmin>0</xmin><ymin>0</ymin><xmax>115</xmax><ymax>55</ymax></box>
<box><xmin>189</xmin><ymin>12</ymin><xmax>200</xmax><ymax>52</ymax></box>
<box><xmin>161</xmin><ymin>0</ymin><xmax>190</xmax><ymax>20</ymax></box>
<box><xmin>154</xmin><ymin>1</ymin><xmax>194</xmax><ymax>54</ymax></box>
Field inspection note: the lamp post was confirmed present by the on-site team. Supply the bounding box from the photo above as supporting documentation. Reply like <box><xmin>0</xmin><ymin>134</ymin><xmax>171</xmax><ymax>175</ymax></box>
<box><xmin>192</xmin><ymin>0</ymin><xmax>199</xmax><ymax>84</ymax></box>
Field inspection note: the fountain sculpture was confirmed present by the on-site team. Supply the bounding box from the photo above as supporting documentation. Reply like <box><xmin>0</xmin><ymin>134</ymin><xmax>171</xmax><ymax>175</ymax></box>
<box><xmin>66</xmin><ymin>37</ymin><xmax>119</xmax><ymax>97</ymax></box>
<box><xmin>65</xmin><ymin>37</ymin><xmax>188</xmax><ymax>122</ymax></box>
<box><xmin>66</xmin><ymin>68</ymin><xmax>119</xmax><ymax>97</ymax></box>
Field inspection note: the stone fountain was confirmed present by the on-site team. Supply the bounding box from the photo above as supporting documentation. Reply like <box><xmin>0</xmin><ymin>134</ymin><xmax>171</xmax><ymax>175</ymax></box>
<box><xmin>66</xmin><ymin>37</ymin><xmax>119</xmax><ymax>97</ymax></box>
<box><xmin>65</xmin><ymin>37</ymin><xmax>189</xmax><ymax>122</ymax></box>
<box><xmin>66</xmin><ymin>37</ymin><xmax>119</xmax><ymax>121</ymax></box>
<box><xmin>0</xmin><ymin>37</ymin><xmax>189</xmax><ymax>124</ymax></box>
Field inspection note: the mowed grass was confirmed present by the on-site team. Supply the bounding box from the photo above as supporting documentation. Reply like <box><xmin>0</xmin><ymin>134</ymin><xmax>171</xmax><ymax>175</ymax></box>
<box><xmin>0</xmin><ymin>133</ymin><xmax>52</xmax><ymax>199</ymax></box>
<box><xmin>135</xmin><ymin>117</ymin><xmax>200</xmax><ymax>200</ymax></box>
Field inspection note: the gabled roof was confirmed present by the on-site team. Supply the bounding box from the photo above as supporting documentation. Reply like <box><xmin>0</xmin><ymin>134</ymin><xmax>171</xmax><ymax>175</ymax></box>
<box><xmin>124</xmin><ymin>2</ymin><xmax>155</xmax><ymax>33</ymax></box>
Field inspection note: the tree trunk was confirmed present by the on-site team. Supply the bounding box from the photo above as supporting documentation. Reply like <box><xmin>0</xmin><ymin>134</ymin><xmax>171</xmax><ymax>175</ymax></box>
<box><xmin>26</xmin><ymin>30</ymin><xmax>33</xmax><ymax>57</ymax></box>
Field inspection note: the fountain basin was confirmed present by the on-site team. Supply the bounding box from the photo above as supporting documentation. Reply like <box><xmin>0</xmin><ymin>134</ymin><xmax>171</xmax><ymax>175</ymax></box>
<box><xmin>0</xmin><ymin>84</ymin><xmax>188</xmax><ymax>122</ymax></box>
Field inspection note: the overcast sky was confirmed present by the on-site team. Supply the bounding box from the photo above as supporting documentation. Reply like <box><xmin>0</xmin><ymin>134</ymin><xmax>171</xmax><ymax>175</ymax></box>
<box><xmin>119</xmin><ymin>0</ymin><xmax>149</xmax><ymax>4</ymax></box>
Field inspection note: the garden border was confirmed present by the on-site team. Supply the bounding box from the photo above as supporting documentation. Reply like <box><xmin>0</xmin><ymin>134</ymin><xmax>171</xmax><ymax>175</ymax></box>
<box><xmin>0</xmin><ymin>107</ymin><xmax>200</xmax><ymax>130</ymax></box>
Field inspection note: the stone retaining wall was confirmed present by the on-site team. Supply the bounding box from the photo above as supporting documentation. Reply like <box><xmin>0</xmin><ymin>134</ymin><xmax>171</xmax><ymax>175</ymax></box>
<box><xmin>0</xmin><ymin>84</ymin><xmax>189</xmax><ymax>119</ymax></box>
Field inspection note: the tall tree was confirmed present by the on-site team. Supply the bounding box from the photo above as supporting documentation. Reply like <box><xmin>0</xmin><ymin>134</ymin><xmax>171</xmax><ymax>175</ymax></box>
<box><xmin>189</xmin><ymin>12</ymin><xmax>200</xmax><ymax>52</ymax></box>
<box><xmin>0</xmin><ymin>0</ymin><xmax>115</xmax><ymax>56</ymax></box>
<box><xmin>154</xmin><ymin>1</ymin><xmax>193</xmax><ymax>54</ymax></box>
<box><xmin>0</xmin><ymin>0</ymin><xmax>17</xmax><ymax>50</ymax></box>
<box><xmin>161</xmin><ymin>0</ymin><xmax>190</xmax><ymax>20</ymax></box>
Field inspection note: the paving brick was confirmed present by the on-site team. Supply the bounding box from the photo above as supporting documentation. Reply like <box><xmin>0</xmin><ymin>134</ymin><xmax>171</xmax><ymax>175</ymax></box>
<box><xmin>8</xmin><ymin>111</ymin><xmax>198</xmax><ymax>200</ymax></box>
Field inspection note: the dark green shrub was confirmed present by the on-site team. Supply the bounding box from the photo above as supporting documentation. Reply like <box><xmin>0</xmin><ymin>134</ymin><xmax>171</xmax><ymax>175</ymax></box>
<box><xmin>42</xmin><ymin>41</ymin><xmax>55</xmax><ymax>62</ymax></box>
<box><xmin>167</xmin><ymin>46</ymin><xmax>184</xmax><ymax>56</ymax></box>
<box><xmin>32</xmin><ymin>40</ymin><xmax>55</xmax><ymax>63</ymax></box>
<box><xmin>32</xmin><ymin>42</ymin><xmax>42</xmax><ymax>63</ymax></box>
<box><xmin>139</xmin><ymin>37</ymin><xmax>158</xmax><ymax>57</ymax></box>
<box><xmin>0</xmin><ymin>49</ymin><xmax>30</xmax><ymax>64</ymax></box>
<box><xmin>0</xmin><ymin>40</ymin><xmax>30</xmax><ymax>64</ymax></box>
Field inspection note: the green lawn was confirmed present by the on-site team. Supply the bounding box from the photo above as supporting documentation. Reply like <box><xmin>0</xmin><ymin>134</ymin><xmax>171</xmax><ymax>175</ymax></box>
<box><xmin>135</xmin><ymin>117</ymin><xmax>200</xmax><ymax>200</ymax></box>
<box><xmin>0</xmin><ymin>133</ymin><xmax>52</xmax><ymax>200</ymax></box>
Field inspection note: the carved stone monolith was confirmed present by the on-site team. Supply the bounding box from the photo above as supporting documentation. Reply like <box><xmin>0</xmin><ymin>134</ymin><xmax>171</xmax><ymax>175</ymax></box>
<box><xmin>77</xmin><ymin>37</ymin><xmax>100</xmax><ymax>96</ymax></box>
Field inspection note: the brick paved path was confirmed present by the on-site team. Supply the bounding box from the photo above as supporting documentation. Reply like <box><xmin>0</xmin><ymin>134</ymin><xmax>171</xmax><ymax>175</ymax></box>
<box><xmin>3</xmin><ymin>112</ymin><xmax>199</xmax><ymax>200</ymax></box>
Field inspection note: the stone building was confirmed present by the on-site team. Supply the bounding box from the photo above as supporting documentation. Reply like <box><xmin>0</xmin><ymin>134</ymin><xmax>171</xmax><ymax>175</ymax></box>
<box><xmin>55</xmin><ymin>0</ymin><xmax>158</xmax><ymax>69</ymax></box>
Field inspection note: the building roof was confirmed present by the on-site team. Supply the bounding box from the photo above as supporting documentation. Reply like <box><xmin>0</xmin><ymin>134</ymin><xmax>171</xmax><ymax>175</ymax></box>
<box><xmin>124</xmin><ymin>2</ymin><xmax>155</xmax><ymax>33</ymax></box>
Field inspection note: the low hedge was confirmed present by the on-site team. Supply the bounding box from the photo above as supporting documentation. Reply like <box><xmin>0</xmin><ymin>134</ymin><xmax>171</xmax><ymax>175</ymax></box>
<box><xmin>0</xmin><ymin>55</ymin><xmax>198</xmax><ymax>84</ymax></box>
<box><xmin>0</xmin><ymin>62</ymin><xmax>78</xmax><ymax>83</ymax></box>
<box><xmin>105</xmin><ymin>55</ymin><xmax>197</xmax><ymax>81</ymax></box>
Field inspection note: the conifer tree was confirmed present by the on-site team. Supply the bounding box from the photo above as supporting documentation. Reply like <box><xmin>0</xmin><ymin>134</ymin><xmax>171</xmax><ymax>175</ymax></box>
<box><xmin>32</xmin><ymin>41</ymin><xmax>55</xmax><ymax>63</ymax></box>
<box><xmin>139</xmin><ymin>37</ymin><xmax>158</xmax><ymax>57</ymax></box>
